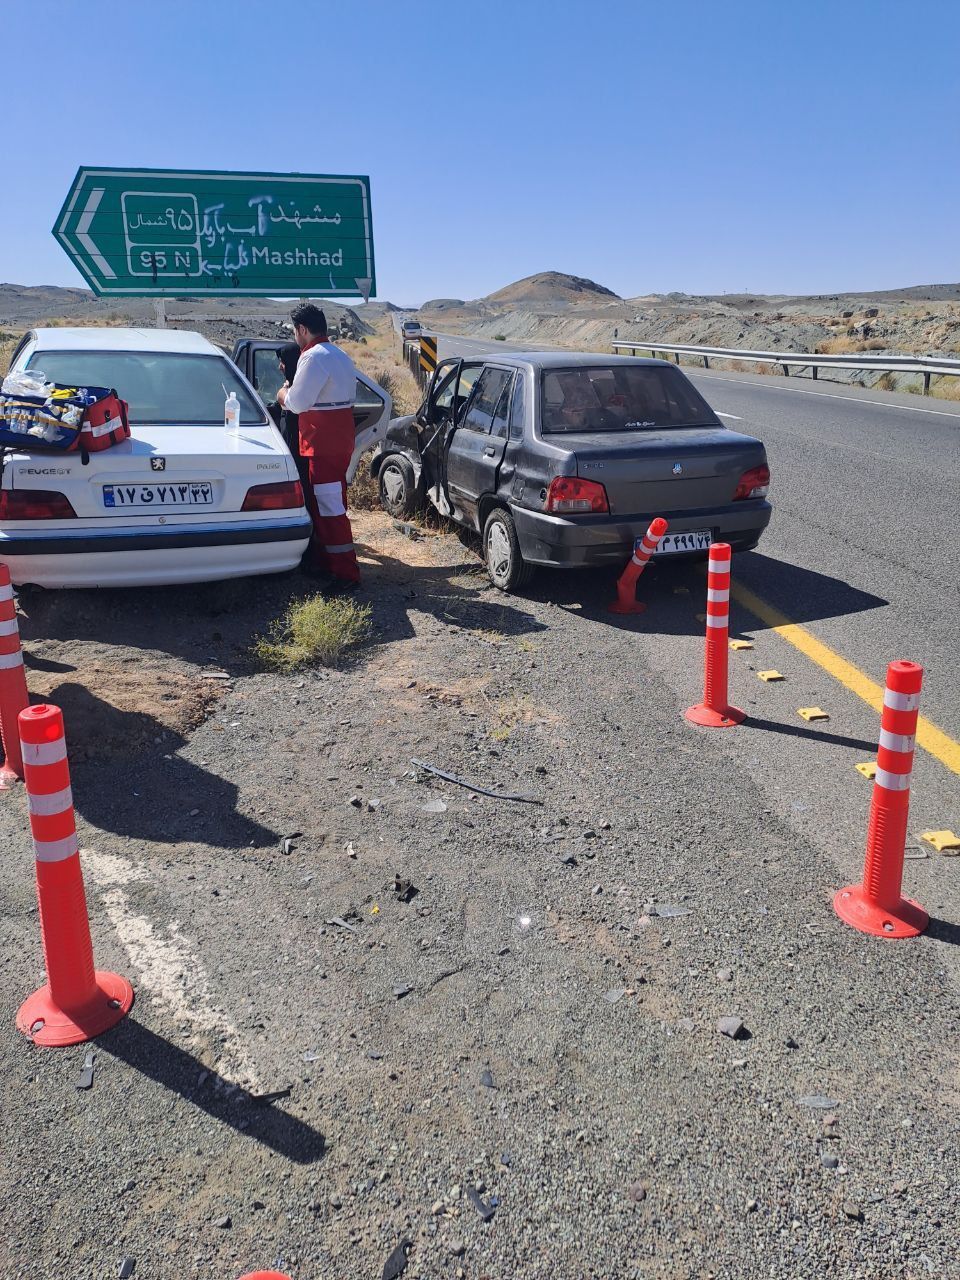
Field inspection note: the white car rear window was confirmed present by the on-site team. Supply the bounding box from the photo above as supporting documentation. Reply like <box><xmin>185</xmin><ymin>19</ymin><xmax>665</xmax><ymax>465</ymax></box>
<box><xmin>27</xmin><ymin>351</ymin><xmax>265</xmax><ymax>426</ymax></box>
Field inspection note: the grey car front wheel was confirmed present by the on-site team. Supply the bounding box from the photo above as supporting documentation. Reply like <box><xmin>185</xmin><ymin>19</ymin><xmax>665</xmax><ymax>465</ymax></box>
<box><xmin>378</xmin><ymin>455</ymin><xmax>419</xmax><ymax>519</ymax></box>
<box><xmin>483</xmin><ymin>508</ymin><xmax>534</xmax><ymax>592</ymax></box>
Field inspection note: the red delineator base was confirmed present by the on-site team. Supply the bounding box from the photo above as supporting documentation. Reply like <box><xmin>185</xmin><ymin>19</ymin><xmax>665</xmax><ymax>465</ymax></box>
<box><xmin>16</xmin><ymin>970</ymin><xmax>134</xmax><ymax>1047</ymax></box>
<box><xmin>833</xmin><ymin>885</ymin><xmax>929</xmax><ymax>939</ymax></box>
<box><xmin>684</xmin><ymin>703</ymin><xmax>746</xmax><ymax>729</ymax></box>
<box><xmin>607</xmin><ymin>599</ymin><xmax>647</xmax><ymax>616</ymax></box>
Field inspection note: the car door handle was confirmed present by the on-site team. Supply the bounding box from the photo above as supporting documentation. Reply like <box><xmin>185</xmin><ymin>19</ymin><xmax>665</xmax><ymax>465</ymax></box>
<box><xmin>483</xmin><ymin>446</ymin><xmax>496</xmax><ymax>457</ymax></box>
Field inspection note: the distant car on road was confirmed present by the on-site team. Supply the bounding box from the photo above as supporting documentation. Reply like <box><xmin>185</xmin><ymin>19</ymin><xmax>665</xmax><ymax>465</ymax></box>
<box><xmin>0</xmin><ymin>327</ymin><xmax>313</xmax><ymax>588</ymax></box>
<box><xmin>400</xmin><ymin>319</ymin><xmax>422</xmax><ymax>342</ymax></box>
<box><xmin>371</xmin><ymin>351</ymin><xmax>771</xmax><ymax>590</ymax></box>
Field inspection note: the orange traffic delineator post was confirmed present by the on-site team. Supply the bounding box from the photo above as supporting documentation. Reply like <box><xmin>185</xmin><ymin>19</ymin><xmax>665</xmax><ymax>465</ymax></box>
<box><xmin>15</xmin><ymin>703</ymin><xmax>134</xmax><ymax>1046</ymax></box>
<box><xmin>0</xmin><ymin>564</ymin><xmax>29</xmax><ymax>789</ymax></box>
<box><xmin>685</xmin><ymin>542</ymin><xmax>745</xmax><ymax>728</ymax></box>
<box><xmin>608</xmin><ymin>517</ymin><xmax>668</xmax><ymax>614</ymax></box>
<box><xmin>834</xmin><ymin>661</ymin><xmax>929</xmax><ymax>938</ymax></box>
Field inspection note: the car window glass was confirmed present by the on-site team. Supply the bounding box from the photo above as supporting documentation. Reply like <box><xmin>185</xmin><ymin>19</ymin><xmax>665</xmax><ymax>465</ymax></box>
<box><xmin>354</xmin><ymin>379</ymin><xmax>384</xmax><ymax>412</ymax></box>
<box><xmin>461</xmin><ymin>367</ymin><xmax>513</xmax><ymax>434</ymax></box>
<box><xmin>540</xmin><ymin>365</ymin><xmax>717</xmax><ymax>433</ymax></box>
<box><xmin>253</xmin><ymin>348</ymin><xmax>285</xmax><ymax>402</ymax></box>
<box><xmin>27</xmin><ymin>351</ymin><xmax>265</xmax><ymax>425</ymax></box>
<box><xmin>508</xmin><ymin>373</ymin><xmax>525</xmax><ymax>440</ymax></box>
<box><xmin>433</xmin><ymin>363</ymin><xmax>481</xmax><ymax>417</ymax></box>
<box><xmin>489</xmin><ymin>373</ymin><xmax>514</xmax><ymax>439</ymax></box>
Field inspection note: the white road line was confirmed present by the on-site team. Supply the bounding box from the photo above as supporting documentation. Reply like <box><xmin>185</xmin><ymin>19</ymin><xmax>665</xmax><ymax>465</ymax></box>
<box><xmin>83</xmin><ymin>848</ymin><xmax>263</xmax><ymax>1089</ymax></box>
<box><xmin>715</xmin><ymin>411</ymin><xmax>743</xmax><ymax>420</ymax></box>
<box><xmin>689</xmin><ymin>371</ymin><xmax>960</xmax><ymax>419</ymax></box>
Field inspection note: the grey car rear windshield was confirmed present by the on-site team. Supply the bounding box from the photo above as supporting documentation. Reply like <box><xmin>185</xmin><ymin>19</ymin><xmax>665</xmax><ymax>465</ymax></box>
<box><xmin>540</xmin><ymin>365</ymin><xmax>719</xmax><ymax>433</ymax></box>
<box><xmin>27</xmin><ymin>351</ymin><xmax>265</xmax><ymax>425</ymax></box>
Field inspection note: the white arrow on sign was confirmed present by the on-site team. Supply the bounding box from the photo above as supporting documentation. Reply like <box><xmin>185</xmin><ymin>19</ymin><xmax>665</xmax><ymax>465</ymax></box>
<box><xmin>76</xmin><ymin>189</ymin><xmax>117</xmax><ymax>280</ymax></box>
<box><xmin>354</xmin><ymin>276</ymin><xmax>372</xmax><ymax>303</ymax></box>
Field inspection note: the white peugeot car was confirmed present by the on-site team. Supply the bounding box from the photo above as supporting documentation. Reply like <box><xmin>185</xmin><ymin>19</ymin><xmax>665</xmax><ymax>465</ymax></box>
<box><xmin>0</xmin><ymin>327</ymin><xmax>390</xmax><ymax>588</ymax></box>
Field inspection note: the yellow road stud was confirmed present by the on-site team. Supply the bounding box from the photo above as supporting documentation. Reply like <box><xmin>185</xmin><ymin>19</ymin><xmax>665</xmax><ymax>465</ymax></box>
<box><xmin>855</xmin><ymin>762</ymin><xmax>878</xmax><ymax>780</ymax></box>
<box><xmin>798</xmin><ymin>707</ymin><xmax>829</xmax><ymax>722</ymax></box>
<box><xmin>758</xmin><ymin>670</ymin><xmax>785</xmax><ymax>682</ymax></box>
<box><xmin>729</xmin><ymin>640</ymin><xmax>754</xmax><ymax>651</ymax></box>
<box><xmin>920</xmin><ymin>830</ymin><xmax>960</xmax><ymax>854</ymax></box>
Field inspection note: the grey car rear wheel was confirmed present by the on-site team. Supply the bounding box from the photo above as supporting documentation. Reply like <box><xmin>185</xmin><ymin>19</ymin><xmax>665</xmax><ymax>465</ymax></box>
<box><xmin>378</xmin><ymin>455</ymin><xmax>419</xmax><ymax>519</ymax></box>
<box><xmin>483</xmin><ymin>508</ymin><xmax>534</xmax><ymax>592</ymax></box>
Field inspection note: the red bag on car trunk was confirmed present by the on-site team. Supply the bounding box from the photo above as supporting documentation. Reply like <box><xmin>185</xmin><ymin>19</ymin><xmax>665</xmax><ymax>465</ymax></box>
<box><xmin>79</xmin><ymin>393</ymin><xmax>130</xmax><ymax>452</ymax></box>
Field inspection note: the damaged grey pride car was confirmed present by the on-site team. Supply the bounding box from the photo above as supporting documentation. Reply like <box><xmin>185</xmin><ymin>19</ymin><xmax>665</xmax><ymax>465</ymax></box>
<box><xmin>371</xmin><ymin>352</ymin><xmax>771</xmax><ymax>591</ymax></box>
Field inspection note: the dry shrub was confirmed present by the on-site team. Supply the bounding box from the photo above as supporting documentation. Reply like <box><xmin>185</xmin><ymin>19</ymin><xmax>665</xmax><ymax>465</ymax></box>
<box><xmin>929</xmin><ymin>378</ymin><xmax>960</xmax><ymax>401</ymax></box>
<box><xmin>875</xmin><ymin>372</ymin><xmax>897</xmax><ymax>392</ymax></box>
<box><xmin>349</xmin><ymin>463</ymin><xmax>380</xmax><ymax>512</ymax></box>
<box><xmin>254</xmin><ymin>595</ymin><xmax>372</xmax><ymax>671</ymax></box>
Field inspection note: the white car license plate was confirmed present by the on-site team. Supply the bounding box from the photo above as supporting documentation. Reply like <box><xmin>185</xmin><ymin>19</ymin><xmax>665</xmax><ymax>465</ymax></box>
<box><xmin>103</xmin><ymin>481</ymin><xmax>214</xmax><ymax>509</ymax></box>
<box><xmin>641</xmin><ymin>529</ymin><xmax>712</xmax><ymax>555</ymax></box>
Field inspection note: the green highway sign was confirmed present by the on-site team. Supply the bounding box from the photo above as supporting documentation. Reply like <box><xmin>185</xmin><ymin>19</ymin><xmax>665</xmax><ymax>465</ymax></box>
<box><xmin>53</xmin><ymin>166</ymin><xmax>375</xmax><ymax>299</ymax></box>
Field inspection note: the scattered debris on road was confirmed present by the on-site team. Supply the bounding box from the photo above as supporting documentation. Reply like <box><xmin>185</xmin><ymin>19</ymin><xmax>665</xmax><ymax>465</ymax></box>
<box><xmin>798</xmin><ymin>1095</ymin><xmax>840</xmax><ymax>1109</ymax></box>
<box><xmin>76</xmin><ymin>1050</ymin><xmax>96</xmax><ymax>1091</ymax></box>
<box><xmin>381</xmin><ymin>1239</ymin><xmax>411</xmax><ymax>1279</ymax></box>
<box><xmin>717</xmin><ymin>1016</ymin><xmax>746</xmax><ymax>1039</ymax></box>
<box><xmin>466</xmin><ymin>1186</ymin><xmax>496</xmax><ymax>1221</ymax></box>
<box><xmin>412</xmin><ymin>757</ymin><xmax>543</xmax><ymax>804</ymax></box>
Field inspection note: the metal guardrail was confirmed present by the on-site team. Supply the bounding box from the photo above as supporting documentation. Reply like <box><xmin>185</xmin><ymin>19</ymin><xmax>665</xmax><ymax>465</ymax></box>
<box><xmin>612</xmin><ymin>340</ymin><xmax>960</xmax><ymax>394</ymax></box>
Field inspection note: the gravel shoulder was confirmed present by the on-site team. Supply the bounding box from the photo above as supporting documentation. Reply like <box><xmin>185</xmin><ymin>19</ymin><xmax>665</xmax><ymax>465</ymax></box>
<box><xmin>1</xmin><ymin>511</ymin><xmax>957</xmax><ymax>1280</ymax></box>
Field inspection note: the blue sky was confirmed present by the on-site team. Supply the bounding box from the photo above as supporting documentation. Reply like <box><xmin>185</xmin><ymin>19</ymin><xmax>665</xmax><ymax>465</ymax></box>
<box><xmin>2</xmin><ymin>0</ymin><xmax>957</xmax><ymax>304</ymax></box>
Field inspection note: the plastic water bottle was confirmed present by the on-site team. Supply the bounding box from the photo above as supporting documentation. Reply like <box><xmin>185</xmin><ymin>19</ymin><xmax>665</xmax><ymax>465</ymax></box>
<box><xmin>224</xmin><ymin>391</ymin><xmax>240</xmax><ymax>434</ymax></box>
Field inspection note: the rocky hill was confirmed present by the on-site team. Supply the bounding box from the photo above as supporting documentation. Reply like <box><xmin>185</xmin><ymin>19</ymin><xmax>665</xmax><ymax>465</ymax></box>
<box><xmin>415</xmin><ymin>275</ymin><xmax>960</xmax><ymax>393</ymax></box>
<box><xmin>484</xmin><ymin>271</ymin><xmax>620</xmax><ymax>306</ymax></box>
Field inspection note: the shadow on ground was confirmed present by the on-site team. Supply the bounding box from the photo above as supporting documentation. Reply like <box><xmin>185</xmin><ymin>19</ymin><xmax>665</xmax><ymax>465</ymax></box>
<box><xmin>100</xmin><ymin>1017</ymin><xmax>326</xmax><ymax>1164</ymax></box>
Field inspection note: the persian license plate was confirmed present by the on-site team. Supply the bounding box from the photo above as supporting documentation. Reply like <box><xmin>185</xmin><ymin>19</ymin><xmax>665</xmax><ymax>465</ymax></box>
<box><xmin>642</xmin><ymin>529</ymin><xmax>712</xmax><ymax>555</ymax></box>
<box><xmin>103</xmin><ymin>481</ymin><xmax>214</xmax><ymax>508</ymax></box>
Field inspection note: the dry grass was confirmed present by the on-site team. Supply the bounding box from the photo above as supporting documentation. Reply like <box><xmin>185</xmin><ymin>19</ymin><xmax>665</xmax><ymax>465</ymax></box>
<box><xmin>875</xmin><ymin>372</ymin><xmax>897</xmax><ymax>392</ymax></box>
<box><xmin>0</xmin><ymin>331</ymin><xmax>21</xmax><ymax>377</ymax></box>
<box><xmin>928</xmin><ymin>378</ymin><xmax>960</xmax><ymax>401</ymax></box>
<box><xmin>815</xmin><ymin>336</ymin><xmax>887</xmax><ymax>355</ymax></box>
<box><xmin>254</xmin><ymin>595</ymin><xmax>372</xmax><ymax>671</ymax></box>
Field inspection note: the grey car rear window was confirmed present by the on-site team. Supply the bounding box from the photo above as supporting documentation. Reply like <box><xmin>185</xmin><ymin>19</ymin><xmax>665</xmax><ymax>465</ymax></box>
<box><xmin>27</xmin><ymin>351</ymin><xmax>265</xmax><ymax>425</ymax></box>
<box><xmin>540</xmin><ymin>365</ymin><xmax>718</xmax><ymax>433</ymax></box>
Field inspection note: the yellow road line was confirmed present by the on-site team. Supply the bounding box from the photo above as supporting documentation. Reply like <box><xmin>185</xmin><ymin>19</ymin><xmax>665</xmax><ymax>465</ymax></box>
<box><xmin>729</xmin><ymin>579</ymin><xmax>960</xmax><ymax>778</ymax></box>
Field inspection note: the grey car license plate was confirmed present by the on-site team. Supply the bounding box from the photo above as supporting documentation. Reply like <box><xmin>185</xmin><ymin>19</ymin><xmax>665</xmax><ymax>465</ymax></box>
<box><xmin>103</xmin><ymin>481</ymin><xmax>214</xmax><ymax>508</ymax></box>
<box><xmin>642</xmin><ymin>529</ymin><xmax>712</xmax><ymax>555</ymax></box>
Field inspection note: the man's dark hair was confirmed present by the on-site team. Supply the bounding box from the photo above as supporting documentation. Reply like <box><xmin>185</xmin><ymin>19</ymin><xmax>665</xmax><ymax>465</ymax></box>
<box><xmin>290</xmin><ymin>303</ymin><xmax>327</xmax><ymax>337</ymax></box>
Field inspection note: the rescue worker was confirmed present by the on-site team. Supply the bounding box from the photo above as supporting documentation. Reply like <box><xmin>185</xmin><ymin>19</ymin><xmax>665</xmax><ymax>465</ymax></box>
<box><xmin>277</xmin><ymin>304</ymin><xmax>360</xmax><ymax>589</ymax></box>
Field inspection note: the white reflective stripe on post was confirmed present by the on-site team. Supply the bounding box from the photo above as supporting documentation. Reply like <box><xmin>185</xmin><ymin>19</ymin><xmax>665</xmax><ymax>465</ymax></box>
<box><xmin>32</xmin><ymin>833</ymin><xmax>79</xmax><ymax>863</ymax></box>
<box><xmin>874</xmin><ymin>767</ymin><xmax>911</xmax><ymax>792</ymax></box>
<box><xmin>21</xmin><ymin>738</ymin><xmax>67</xmax><ymax>766</ymax></box>
<box><xmin>0</xmin><ymin>650</ymin><xmax>23</xmax><ymax>669</ymax></box>
<box><xmin>883</xmin><ymin>689</ymin><xmax>920</xmax><ymax>712</ymax></box>
<box><xmin>631</xmin><ymin>555</ymin><xmax>644</xmax><ymax>567</ymax></box>
<box><xmin>705</xmin><ymin>614</ymin><xmax>728</xmax><ymax>628</ymax></box>
<box><xmin>313</xmin><ymin>482</ymin><xmax>346</xmax><ymax>517</ymax></box>
<box><xmin>27</xmin><ymin>785</ymin><xmax>73</xmax><ymax>817</ymax></box>
<box><xmin>0</xmin><ymin>584</ymin><xmax>13</xmax><ymax>602</ymax></box>
<box><xmin>706</xmin><ymin>588</ymin><xmax>729</xmax><ymax>603</ymax></box>
<box><xmin>325</xmin><ymin>543</ymin><xmax>355</xmax><ymax>555</ymax></box>
<box><xmin>878</xmin><ymin>729</ymin><xmax>916</xmax><ymax>755</ymax></box>
<box><xmin>0</xmin><ymin>617</ymin><xmax>20</xmax><ymax>636</ymax></box>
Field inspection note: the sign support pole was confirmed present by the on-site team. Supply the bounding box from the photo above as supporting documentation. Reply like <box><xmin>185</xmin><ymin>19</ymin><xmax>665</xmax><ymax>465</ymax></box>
<box><xmin>153</xmin><ymin>299</ymin><xmax>166</xmax><ymax>329</ymax></box>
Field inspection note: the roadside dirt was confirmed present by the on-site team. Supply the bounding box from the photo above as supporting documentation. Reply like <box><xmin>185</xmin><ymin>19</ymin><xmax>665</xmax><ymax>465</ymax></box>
<box><xmin>1</xmin><ymin>508</ymin><xmax>957</xmax><ymax>1280</ymax></box>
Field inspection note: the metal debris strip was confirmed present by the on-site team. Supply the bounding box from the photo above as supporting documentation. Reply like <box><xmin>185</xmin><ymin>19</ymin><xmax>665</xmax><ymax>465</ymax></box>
<box><xmin>326</xmin><ymin>916</ymin><xmax>359</xmax><ymax>933</ymax></box>
<box><xmin>798</xmin><ymin>1094</ymin><xmax>840</xmax><ymax>1109</ymax></box>
<box><xmin>466</xmin><ymin>1186</ymin><xmax>496</xmax><ymax>1221</ymax></box>
<box><xmin>645</xmin><ymin>903</ymin><xmax>693</xmax><ymax>918</ymax></box>
<box><xmin>77</xmin><ymin>1050</ymin><xmax>96</xmax><ymax>1090</ymax></box>
<box><xmin>411</xmin><ymin>758</ymin><xmax>543</xmax><ymax>804</ymax></box>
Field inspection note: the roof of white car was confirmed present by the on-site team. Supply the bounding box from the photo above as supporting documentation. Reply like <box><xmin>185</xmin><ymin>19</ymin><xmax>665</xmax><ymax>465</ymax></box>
<box><xmin>30</xmin><ymin>327</ymin><xmax>220</xmax><ymax>355</ymax></box>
